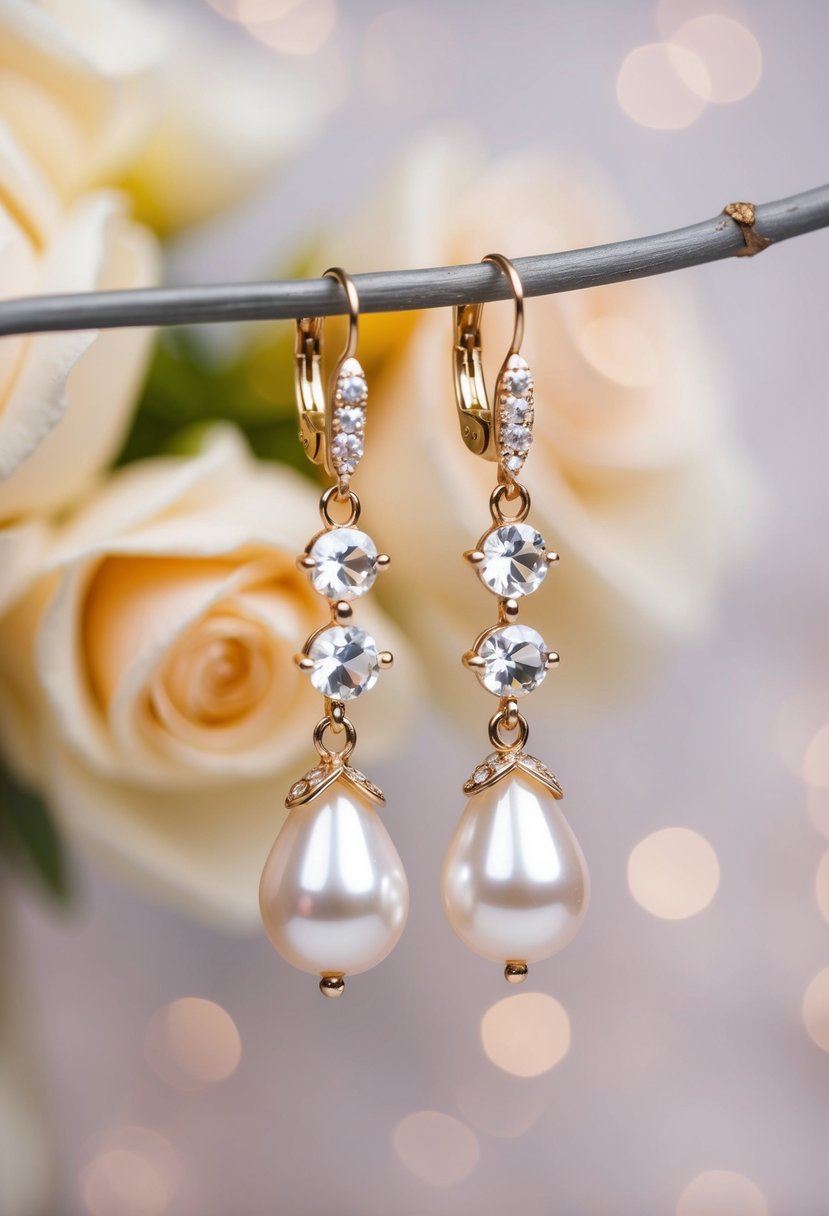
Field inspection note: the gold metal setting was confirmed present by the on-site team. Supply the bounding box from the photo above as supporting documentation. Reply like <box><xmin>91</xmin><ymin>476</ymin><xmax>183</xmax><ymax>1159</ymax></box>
<box><xmin>452</xmin><ymin>255</ymin><xmax>569</xmax><ymax>983</ymax></box>
<box><xmin>463</xmin><ymin>744</ymin><xmax>563</xmax><ymax>799</ymax></box>
<box><xmin>453</xmin><ymin>253</ymin><xmax>525</xmax><ymax>463</ymax></box>
<box><xmin>295</xmin><ymin>267</ymin><xmax>366</xmax><ymax>494</ymax></box>
<box><xmin>285</xmin><ymin>268</ymin><xmax>395</xmax><ymax>997</ymax></box>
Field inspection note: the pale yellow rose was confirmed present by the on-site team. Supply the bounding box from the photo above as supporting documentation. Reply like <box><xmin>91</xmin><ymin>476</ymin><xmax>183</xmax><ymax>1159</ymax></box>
<box><xmin>0</xmin><ymin>190</ymin><xmax>159</xmax><ymax>519</ymax></box>
<box><xmin>0</xmin><ymin>428</ymin><xmax>418</xmax><ymax>924</ymax></box>
<box><xmin>320</xmin><ymin>130</ymin><xmax>761</xmax><ymax>712</ymax></box>
<box><xmin>0</xmin><ymin>0</ymin><xmax>167</xmax><ymax>200</ymax></box>
<box><xmin>121</xmin><ymin>20</ymin><xmax>327</xmax><ymax>236</ymax></box>
<box><xmin>0</xmin><ymin>0</ymin><xmax>324</xmax><ymax>236</ymax></box>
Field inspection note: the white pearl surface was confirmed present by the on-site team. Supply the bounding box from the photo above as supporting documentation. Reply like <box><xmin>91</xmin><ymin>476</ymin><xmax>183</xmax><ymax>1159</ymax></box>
<box><xmin>259</xmin><ymin>786</ymin><xmax>408</xmax><ymax>976</ymax></box>
<box><xmin>441</xmin><ymin>772</ymin><xmax>589</xmax><ymax>964</ymax></box>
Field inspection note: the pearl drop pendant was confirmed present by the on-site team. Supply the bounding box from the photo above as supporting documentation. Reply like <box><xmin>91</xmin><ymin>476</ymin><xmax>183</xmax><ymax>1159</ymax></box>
<box><xmin>441</xmin><ymin>769</ymin><xmax>589</xmax><ymax>977</ymax></box>
<box><xmin>259</xmin><ymin>784</ymin><xmax>409</xmax><ymax>995</ymax></box>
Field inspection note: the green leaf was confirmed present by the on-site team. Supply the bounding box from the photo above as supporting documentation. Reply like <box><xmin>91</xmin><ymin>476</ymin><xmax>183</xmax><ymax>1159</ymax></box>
<box><xmin>0</xmin><ymin>767</ymin><xmax>71</xmax><ymax>902</ymax></box>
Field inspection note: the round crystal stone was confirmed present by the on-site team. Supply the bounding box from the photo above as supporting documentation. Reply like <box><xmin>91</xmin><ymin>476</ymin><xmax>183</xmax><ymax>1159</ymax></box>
<box><xmin>477</xmin><ymin>625</ymin><xmax>549</xmax><ymax>697</ymax></box>
<box><xmin>504</xmin><ymin>367</ymin><xmax>533</xmax><ymax>396</ymax></box>
<box><xmin>307</xmin><ymin>625</ymin><xmax>379</xmax><ymax>700</ymax></box>
<box><xmin>336</xmin><ymin>405</ymin><xmax>365</xmax><ymax>434</ymax></box>
<box><xmin>331</xmin><ymin>432</ymin><xmax>364</xmax><ymax>473</ymax></box>
<box><xmin>502</xmin><ymin>423</ymin><xmax>532</xmax><ymax>452</ymax></box>
<box><xmin>503</xmin><ymin>395</ymin><xmax>532</xmax><ymax>424</ymax></box>
<box><xmin>479</xmin><ymin>523</ymin><xmax>548</xmax><ymax>597</ymax></box>
<box><xmin>308</xmin><ymin>528</ymin><xmax>378</xmax><ymax>600</ymax></box>
<box><xmin>340</xmin><ymin>374</ymin><xmax>367</xmax><ymax>403</ymax></box>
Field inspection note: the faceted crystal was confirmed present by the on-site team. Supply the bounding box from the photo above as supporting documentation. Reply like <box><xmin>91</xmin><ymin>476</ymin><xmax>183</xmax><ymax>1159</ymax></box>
<box><xmin>505</xmin><ymin>455</ymin><xmax>523</xmax><ymax>473</ymax></box>
<box><xmin>331</xmin><ymin>432</ymin><xmax>364</xmax><ymax>474</ymax></box>
<box><xmin>307</xmin><ymin>625</ymin><xmax>379</xmax><ymax>699</ymax></box>
<box><xmin>336</xmin><ymin>405</ymin><xmax>365</xmax><ymax>434</ymax></box>
<box><xmin>339</xmin><ymin>374</ymin><xmax>367</xmax><ymax>403</ymax></box>
<box><xmin>477</xmin><ymin>625</ymin><xmax>549</xmax><ymax>697</ymax></box>
<box><xmin>308</xmin><ymin>528</ymin><xmax>378</xmax><ymax>600</ymax></box>
<box><xmin>503</xmin><ymin>396</ymin><xmax>532</xmax><ymax>423</ymax></box>
<box><xmin>479</xmin><ymin>522</ymin><xmax>548</xmax><ymax>597</ymax></box>
<box><xmin>503</xmin><ymin>366</ymin><xmax>533</xmax><ymax>396</ymax></box>
<box><xmin>502</xmin><ymin>423</ymin><xmax>532</xmax><ymax>452</ymax></box>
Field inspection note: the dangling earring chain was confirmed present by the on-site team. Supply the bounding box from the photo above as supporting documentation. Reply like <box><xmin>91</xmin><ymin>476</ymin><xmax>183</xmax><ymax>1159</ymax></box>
<box><xmin>258</xmin><ymin>268</ymin><xmax>409</xmax><ymax>998</ymax></box>
<box><xmin>441</xmin><ymin>253</ymin><xmax>590</xmax><ymax>985</ymax></box>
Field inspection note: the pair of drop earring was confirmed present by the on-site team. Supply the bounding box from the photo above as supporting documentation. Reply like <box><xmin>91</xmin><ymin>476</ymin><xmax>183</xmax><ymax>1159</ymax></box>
<box><xmin>259</xmin><ymin>258</ymin><xmax>590</xmax><ymax>998</ymax></box>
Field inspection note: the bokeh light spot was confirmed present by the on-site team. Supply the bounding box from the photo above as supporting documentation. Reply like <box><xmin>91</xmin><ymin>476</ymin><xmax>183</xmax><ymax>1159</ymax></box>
<box><xmin>673</xmin><ymin>15</ymin><xmax>762</xmax><ymax>103</ymax></box>
<box><xmin>81</xmin><ymin>1128</ymin><xmax>180</xmax><ymax>1216</ymax></box>
<box><xmin>578</xmin><ymin>315</ymin><xmax>658</xmax><ymax>387</ymax></box>
<box><xmin>816</xmin><ymin>852</ymin><xmax>829</xmax><ymax>922</ymax></box>
<box><xmin>628</xmin><ymin>827</ymin><xmax>720</xmax><ymax>919</ymax></box>
<box><xmin>144</xmin><ymin>997</ymin><xmax>241</xmax><ymax>1090</ymax></box>
<box><xmin>803</xmin><ymin>966</ymin><xmax>829</xmax><ymax>1052</ymax></box>
<box><xmin>676</xmin><ymin>1169</ymin><xmax>768</xmax><ymax>1216</ymax></box>
<box><xmin>803</xmin><ymin>722</ymin><xmax>829</xmax><ymax>789</ymax></box>
<box><xmin>392</xmin><ymin>1111</ymin><xmax>480</xmax><ymax>1187</ymax></box>
<box><xmin>616</xmin><ymin>43</ymin><xmax>709</xmax><ymax>130</ymax></box>
<box><xmin>238</xmin><ymin>0</ymin><xmax>337</xmax><ymax>56</ymax></box>
<box><xmin>657</xmin><ymin>0</ymin><xmax>750</xmax><ymax>39</ymax></box>
<box><xmin>480</xmin><ymin>992</ymin><xmax>570</xmax><ymax>1077</ymax></box>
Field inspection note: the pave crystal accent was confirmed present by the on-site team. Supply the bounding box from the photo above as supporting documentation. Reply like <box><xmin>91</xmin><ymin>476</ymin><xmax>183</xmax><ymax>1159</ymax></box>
<box><xmin>336</xmin><ymin>405</ymin><xmax>365</xmax><ymax>433</ymax></box>
<box><xmin>504</xmin><ymin>396</ymin><xmax>532</xmax><ymax>424</ymax></box>
<box><xmin>306</xmin><ymin>625</ymin><xmax>379</xmax><ymax>700</ymax></box>
<box><xmin>284</xmin><ymin>759</ymin><xmax>386</xmax><ymax>808</ymax></box>
<box><xmin>339</xmin><ymin>374</ymin><xmax>367</xmax><ymax>403</ymax></box>
<box><xmin>332</xmin><ymin>357</ymin><xmax>368</xmax><ymax>484</ymax></box>
<box><xmin>478</xmin><ymin>522</ymin><xmax>548</xmax><ymax>598</ymax></box>
<box><xmin>462</xmin><ymin>750</ymin><xmax>563</xmax><ymax>797</ymax></box>
<box><xmin>496</xmin><ymin>353</ymin><xmax>534</xmax><ymax>478</ymax></box>
<box><xmin>331</xmin><ymin>432</ymin><xmax>364</xmax><ymax>473</ymax></box>
<box><xmin>307</xmin><ymin>527</ymin><xmax>378</xmax><ymax>600</ymax></box>
<box><xmin>476</xmin><ymin>624</ymin><xmax>549</xmax><ymax>697</ymax></box>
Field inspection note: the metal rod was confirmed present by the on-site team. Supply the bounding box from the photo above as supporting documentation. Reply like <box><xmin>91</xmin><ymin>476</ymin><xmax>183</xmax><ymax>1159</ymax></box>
<box><xmin>1</xmin><ymin>184</ymin><xmax>827</xmax><ymax>337</ymax></box>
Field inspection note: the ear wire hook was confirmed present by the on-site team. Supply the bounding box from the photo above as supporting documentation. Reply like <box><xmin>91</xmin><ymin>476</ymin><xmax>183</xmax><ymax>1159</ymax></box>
<box><xmin>453</xmin><ymin>253</ymin><xmax>526</xmax><ymax>460</ymax></box>
<box><xmin>295</xmin><ymin>267</ymin><xmax>361</xmax><ymax>481</ymax></box>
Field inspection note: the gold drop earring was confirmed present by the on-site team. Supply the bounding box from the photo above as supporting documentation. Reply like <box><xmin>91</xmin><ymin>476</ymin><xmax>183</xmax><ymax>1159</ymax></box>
<box><xmin>258</xmin><ymin>268</ymin><xmax>409</xmax><ymax>998</ymax></box>
<box><xmin>441</xmin><ymin>253</ymin><xmax>590</xmax><ymax>985</ymax></box>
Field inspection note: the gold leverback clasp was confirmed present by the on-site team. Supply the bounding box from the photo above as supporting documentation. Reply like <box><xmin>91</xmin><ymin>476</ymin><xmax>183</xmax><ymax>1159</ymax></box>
<box><xmin>295</xmin><ymin>267</ymin><xmax>364</xmax><ymax>490</ymax></box>
<box><xmin>453</xmin><ymin>253</ymin><xmax>525</xmax><ymax>463</ymax></box>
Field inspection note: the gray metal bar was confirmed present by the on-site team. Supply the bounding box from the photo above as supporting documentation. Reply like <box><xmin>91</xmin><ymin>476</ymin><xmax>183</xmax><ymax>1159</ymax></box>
<box><xmin>0</xmin><ymin>184</ymin><xmax>827</xmax><ymax>337</ymax></box>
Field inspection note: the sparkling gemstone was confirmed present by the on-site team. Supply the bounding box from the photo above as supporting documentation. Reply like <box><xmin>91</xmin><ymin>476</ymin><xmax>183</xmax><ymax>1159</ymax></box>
<box><xmin>289</xmin><ymin>780</ymin><xmax>309</xmax><ymax>799</ymax></box>
<box><xmin>503</xmin><ymin>396</ymin><xmax>532</xmax><ymax>423</ymax></box>
<box><xmin>339</xmin><ymin>374</ymin><xmax>367</xmax><ymax>403</ymax></box>
<box><xmin>505</xmin><ymin>455</ymin><xmax>524</xmax><ymax>473</ymax></box>
<box><xmin>331</xmin><ymin>432</ymin><xmax>364</xmax><ymax>473</ymax></box>
<box><xmin>479</xmin><ymin>522</ymin><xmax>548</xmax><ymax>598</ymax></box>
<box><xmin>502</xmin><ymin>424</ymin><xmax>532</xmax><ymax>452</ymax></box>
<box><xmin>504</xmin><ymin>367</ymin><xmax>533</xmax><ymax>396</ymax></box>
<box><xmin>473</xmin><ymin>766</ymin><xmax>490</xmax><ymax>785</ymax></box>
<box><xmin>307</xmin><ymin>625</ymin><xmax>379</xmax><ymax>699</ymax></box>
<box><xmin>336</xmin><ymin>405</ymin><xmax>365</xmax><ymax>434</ymax></box>
<box><xmin>308</xmin><ymin>528</ymin><xmax>378</xmax><ymax>600</ymax></box>
<box><xmin>476</xmin><ymin>625</ymin><xmax>549</xmax><ymax>697</ymax></box>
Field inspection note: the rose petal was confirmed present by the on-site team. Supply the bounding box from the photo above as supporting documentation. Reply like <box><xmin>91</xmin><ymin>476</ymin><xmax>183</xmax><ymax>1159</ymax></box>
<box><xmin>0</xmin><ymin>191</ymin><xmax>159</xmax><ymax>512</ymax></box>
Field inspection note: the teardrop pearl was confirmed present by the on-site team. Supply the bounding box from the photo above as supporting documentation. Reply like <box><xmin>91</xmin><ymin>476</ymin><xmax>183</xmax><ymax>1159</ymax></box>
<box><xmin>259</xmin><ymin>786</ymin><xmax>408</xmax><ymax>977</ymax></box>
<box><xmin>441</xmin><ymin>771</ymin><xmax>589</xmax><ymax>964</ymax></box>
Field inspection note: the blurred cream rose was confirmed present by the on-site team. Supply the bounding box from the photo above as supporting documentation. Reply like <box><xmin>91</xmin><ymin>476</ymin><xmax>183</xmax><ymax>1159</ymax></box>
<box><xmin>0</xmin><ymin>191</ymin><xmax>159</xmax><ymax>519</ymax></box>
<box><xmin>320</xmin><ymin>130</ymin><xmax>761</xmax><ymax>712</ymax></box>
<box><xmin>0</xmin><ymin>0</ymin><xmax>323</xmax><ymax>235</ymax></box>
<box><xmin>0</xmin><ymin>428</ymin><xmax>417</xmax><ymax>924</ymax></box>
